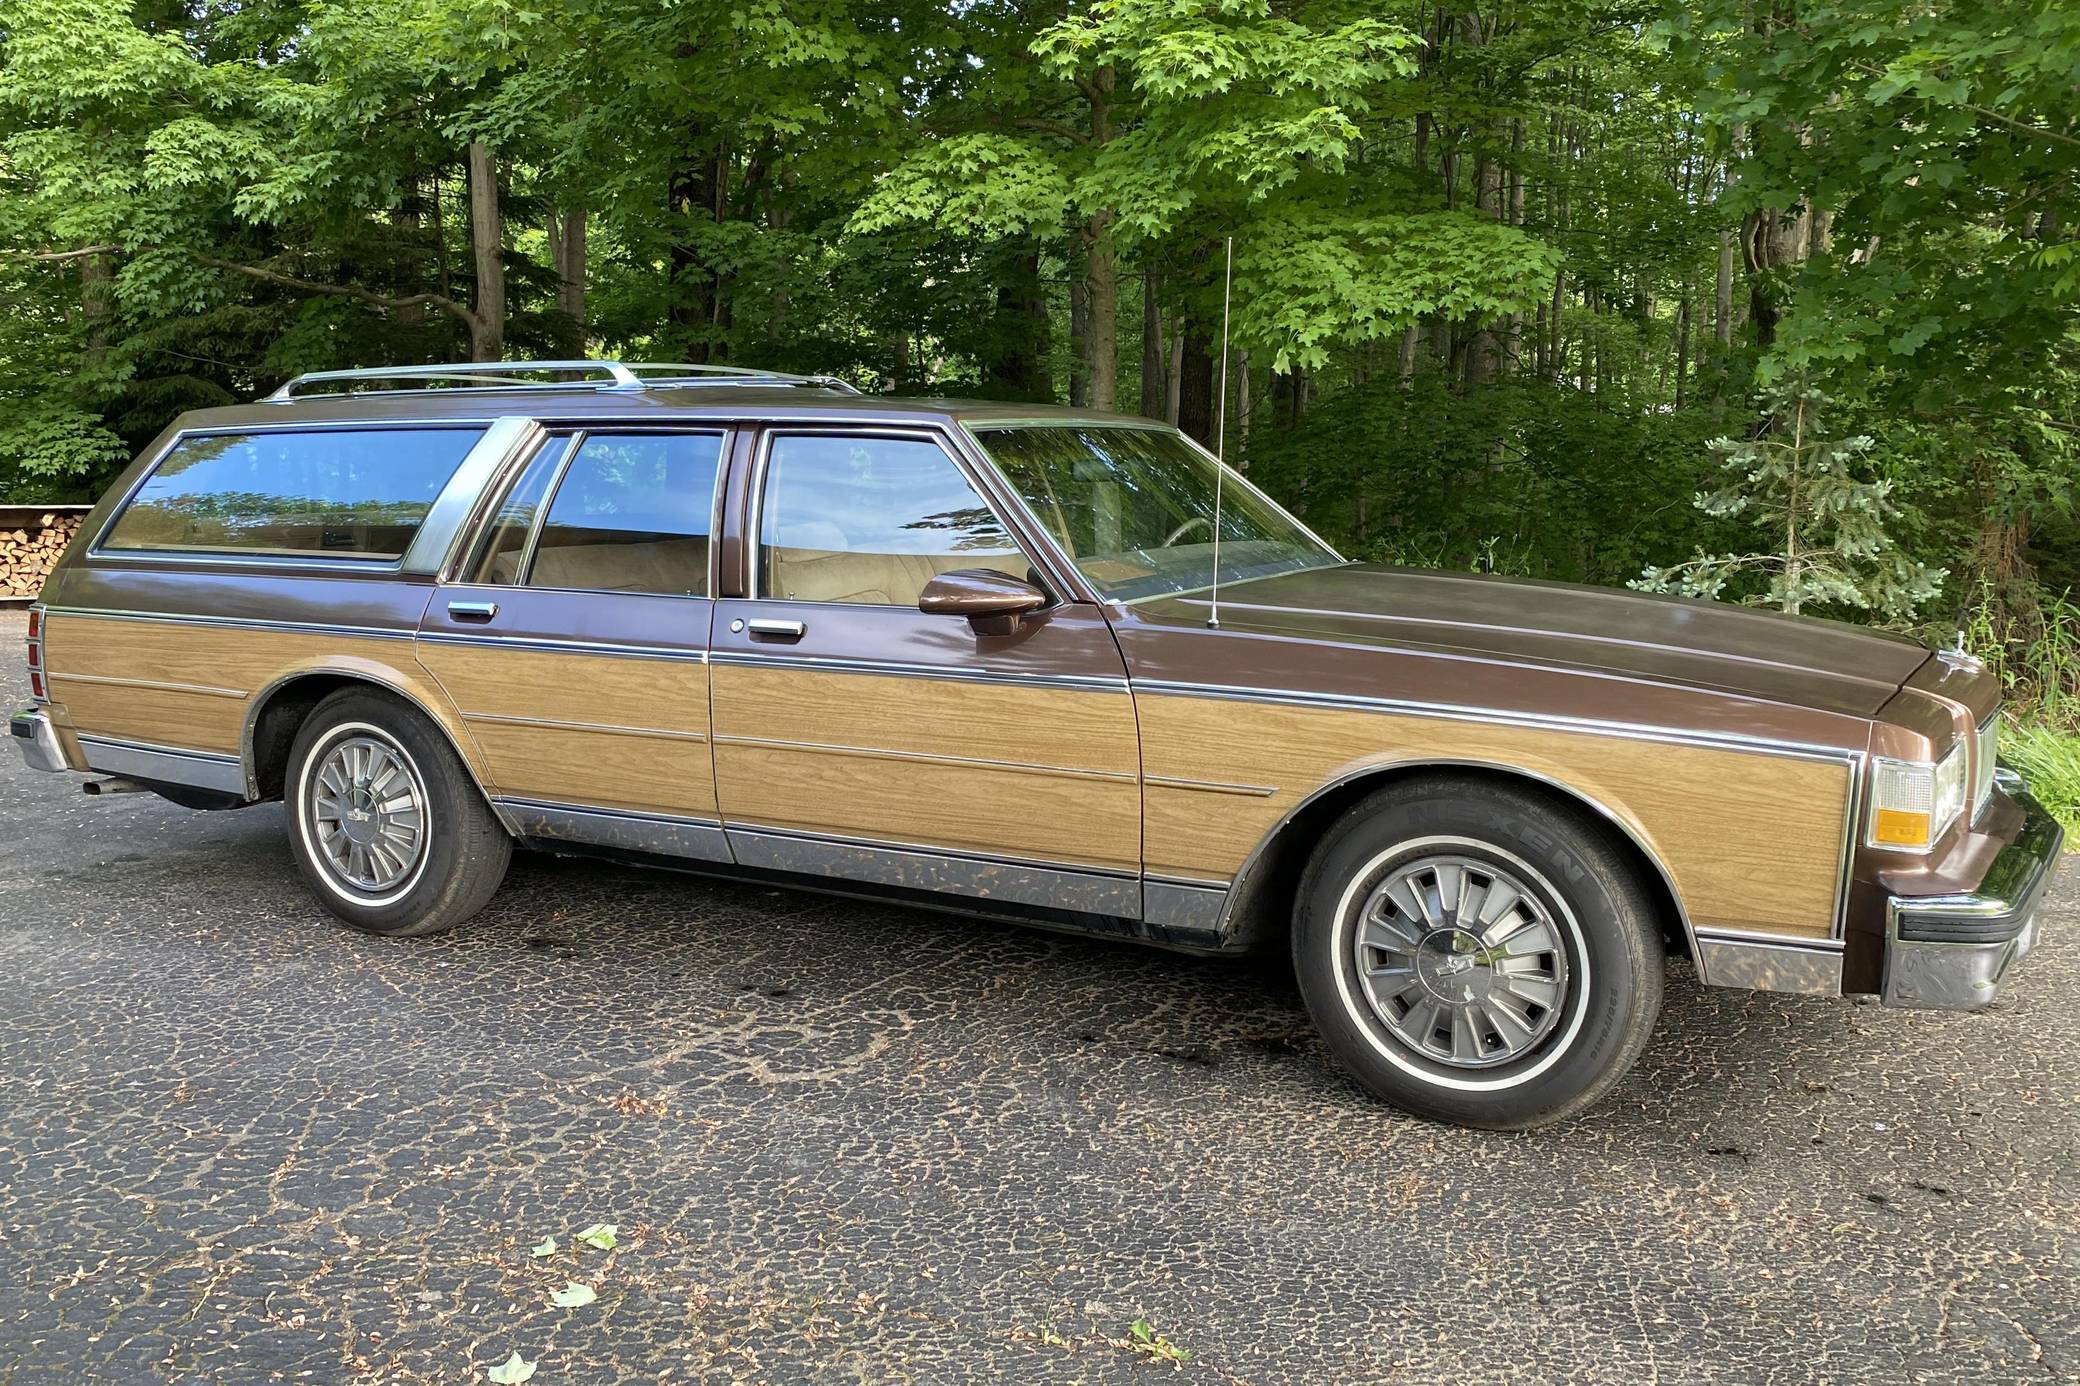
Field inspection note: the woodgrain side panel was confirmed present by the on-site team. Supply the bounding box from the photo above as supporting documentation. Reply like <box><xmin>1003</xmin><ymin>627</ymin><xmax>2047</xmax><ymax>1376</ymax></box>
<box><xmin>414</xmin><ymin>643</ymin><xmax>716</xmax><ymax>817</ymax></box>
<box><xmin>1138</xmin><ymin>694</ymin><xmax>1852</xmax><ymax>940</ymax></box>
<box><xmin>39</xmin><ymin>614</ymin><xmax>479</xmax><ymax>772</ymax></box>
<box><xmin>711</xmin><ymin>664</ymin><xmax>1140</xmax><ymax>773</ymax></box>
<box><xmin>710</xmin><ymin>664</ymin><xmax>1140</xmax><ymax>873</ymax></box>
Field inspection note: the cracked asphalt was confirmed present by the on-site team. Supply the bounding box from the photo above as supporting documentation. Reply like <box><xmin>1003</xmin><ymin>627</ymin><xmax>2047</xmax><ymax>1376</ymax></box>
<box><xmin>0</xmin><ymin>612</ymin><xmax>2074</xmax><ymax>1384</ymax></box>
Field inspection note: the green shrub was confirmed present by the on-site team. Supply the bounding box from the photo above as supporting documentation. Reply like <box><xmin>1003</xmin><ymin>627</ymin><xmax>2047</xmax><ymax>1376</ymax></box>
<box><xmin>2001</xmin><ymin>719</ymin><xmax>2080</xmax><ymax>843</ymax></box>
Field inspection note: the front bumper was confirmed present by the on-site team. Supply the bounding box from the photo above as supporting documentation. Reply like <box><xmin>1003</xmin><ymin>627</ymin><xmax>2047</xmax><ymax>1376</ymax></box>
<box><xmin>10</xmin><ymin>707</ymin><xmax>70</xmax><ymax>774</ymax></box>
<box><xmin>1882</xmin><ymin>774</ymin><xmax>2064</xmax><ymax>1010</ymax></box>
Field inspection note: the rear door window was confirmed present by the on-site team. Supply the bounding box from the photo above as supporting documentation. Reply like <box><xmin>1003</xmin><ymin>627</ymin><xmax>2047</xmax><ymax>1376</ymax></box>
<box><xmin>466</xmin><ymin>431</ymin><xmax>722</xmax><ymax>596</ymax></box>
<box><xmin>101</xmin><ymin>427</ymin><xmax>483</xmax><ymax>560</ymax></box>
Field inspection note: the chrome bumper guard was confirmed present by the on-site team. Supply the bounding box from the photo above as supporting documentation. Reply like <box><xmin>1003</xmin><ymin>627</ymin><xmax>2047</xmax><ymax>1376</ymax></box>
<box><xmin>10</xmin><ymin>707</ymin><xmax>71</xmax><ymax>774</ymax></box>
<box><xmin>1883</xmin><ymin>778</ymin><xmax>2064</xmax><ymax>1011</ymax></box>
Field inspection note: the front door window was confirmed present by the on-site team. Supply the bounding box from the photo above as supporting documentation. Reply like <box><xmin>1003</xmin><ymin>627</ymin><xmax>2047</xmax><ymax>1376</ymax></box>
<box><xmin>757</xmin><ymin>433</ymin><xmax>1030</xmax><ymax>606</ymax></box>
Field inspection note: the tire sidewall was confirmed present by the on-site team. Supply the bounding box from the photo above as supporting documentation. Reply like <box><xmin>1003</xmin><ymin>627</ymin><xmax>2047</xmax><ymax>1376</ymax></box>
<box><xmin>286</xmin><ymin>692</ymin><xmax>478</xmax><ymax>935</ymax></box>
<box><xmin>1295</xmin><ymin>782</ymin><xmax>1658</xmax><ymax>1127</ymax></box>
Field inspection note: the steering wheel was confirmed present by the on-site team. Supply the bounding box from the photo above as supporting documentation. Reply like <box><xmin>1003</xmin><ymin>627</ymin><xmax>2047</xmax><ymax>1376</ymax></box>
<box><xmin>1160</xmin><ymin>515</ymin><xmax>1212</xmax><ymax>548</ymax></box>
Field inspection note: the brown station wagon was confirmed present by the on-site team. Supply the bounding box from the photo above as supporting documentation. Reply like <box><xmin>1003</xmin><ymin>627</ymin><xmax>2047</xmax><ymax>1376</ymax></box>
<box><xmin>10</xmin><ymin>359</ymin><xmax>2064</xmax><ymax>1128</ymax></box>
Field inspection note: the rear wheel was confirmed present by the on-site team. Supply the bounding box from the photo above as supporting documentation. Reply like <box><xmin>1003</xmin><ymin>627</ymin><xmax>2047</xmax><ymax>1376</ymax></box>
<box><xmin>285</xmin><ymin>688</ymin><xmax>510</xmax><ymax>937</ymax></box>
<box><xmin>1293</xmin><ymin>775</ymin><xmax>1664</xmax><ymax>1129</ymax></box>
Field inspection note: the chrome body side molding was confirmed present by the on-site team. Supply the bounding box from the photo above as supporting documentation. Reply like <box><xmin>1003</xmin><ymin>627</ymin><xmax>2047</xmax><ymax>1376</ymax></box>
<box><xmin>1692</xmin><ymin>934</ymin><xmax>1844</xmax><ymax>997</ymax></box>
<box><xmin>500</xmin><ymin>798</ymin><xmax>734</xmax><ymax>865</ymax></box>
<box><xmin>75</xmin><ymin>734</ymin><xmax>245</xmax><ymax>796</ymax></box>
<box><xmin>1143</xmin><ymin>879</ymin><xmax>1228</xmax><ymax>933</ymax></box>
<box><xmin>727</xmin><ymin>825</ymin><xmax>1144</xmax><ymax>920</ymax></box>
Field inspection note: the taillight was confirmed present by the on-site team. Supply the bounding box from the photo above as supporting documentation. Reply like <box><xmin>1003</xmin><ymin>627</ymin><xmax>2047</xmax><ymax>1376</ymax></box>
<box><xmin>25</xmin><ymin>604</ymin><xmax>47</xmax><ymax>704</ymax></box>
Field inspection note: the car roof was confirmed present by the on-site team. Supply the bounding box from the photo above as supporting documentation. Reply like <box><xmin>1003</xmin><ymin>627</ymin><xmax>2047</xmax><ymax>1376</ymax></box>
<box><xmin>170</xmin><ymin>385</ymin><xmax>1170</xmax><ymax>435</ymax></box>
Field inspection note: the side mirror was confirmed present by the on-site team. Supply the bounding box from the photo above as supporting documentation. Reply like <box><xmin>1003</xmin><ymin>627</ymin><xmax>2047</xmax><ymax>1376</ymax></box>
<box><xmin>918</xmin><ymin>569</ymin><xmax>1049</xmax><ymax>636</ymax></box>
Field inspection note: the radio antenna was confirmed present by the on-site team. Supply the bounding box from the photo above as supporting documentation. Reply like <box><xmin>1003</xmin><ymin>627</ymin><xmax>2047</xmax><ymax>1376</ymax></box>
<box><xmin>1207</xmin><ymin>234</ymin><xmax>1233</xmax><ymax>630</ymax></box>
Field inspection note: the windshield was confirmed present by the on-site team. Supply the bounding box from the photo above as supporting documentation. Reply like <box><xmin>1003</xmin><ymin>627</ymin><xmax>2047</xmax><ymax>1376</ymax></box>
<box><xmin>970</xmin><ymin>425</ymin><xmax>1342</xmax><ymax>602</ymax></box>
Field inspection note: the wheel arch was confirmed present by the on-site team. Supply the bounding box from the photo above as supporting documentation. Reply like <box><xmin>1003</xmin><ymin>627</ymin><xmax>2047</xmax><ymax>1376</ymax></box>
<box><xmin>1216</xmin><ymin>756</ymin><xmax>1697</xmax><ymax>963</ymax></box>
<box><xmin>242</xmin><ymin>665</ymin><xmax>502</xmax><ymax>822</ymax></box>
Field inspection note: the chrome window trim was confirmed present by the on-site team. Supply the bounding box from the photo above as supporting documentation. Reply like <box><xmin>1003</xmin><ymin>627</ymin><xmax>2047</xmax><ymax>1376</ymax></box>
<box><xmin>405</xmin><ymin>417</ymin><xmax>543</xmax><ymax>576</ymax></box>
<box><xmin>88</xmin><ymin>419</ymin><xmax>498</xmax><ymax>570</ymax></box>
<box><xmin>954</xmin><ymin>419</ymin><xmax>1346</xmax><ymax>606</ymax></box>
<box><xmin>509</xmin><ymin>431</ymin><xmax>584</xmax><ymax>586</ymax></box>
<box><xmin>745</xmin><ymin>424</ymin><xmax>1071</xmax><ymax>607</ymax></box>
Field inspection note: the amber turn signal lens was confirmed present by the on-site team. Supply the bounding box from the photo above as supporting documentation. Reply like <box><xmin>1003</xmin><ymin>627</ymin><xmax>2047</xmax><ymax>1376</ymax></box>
<box><xmin>1871</xmin><ymin>807</ymin><xmax>1931</xmax><ymax>848</ymax></box>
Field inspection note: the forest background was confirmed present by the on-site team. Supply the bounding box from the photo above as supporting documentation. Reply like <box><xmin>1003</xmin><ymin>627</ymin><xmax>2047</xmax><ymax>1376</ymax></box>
<box><xmin>3</xmin><ymin>0</ymin><xmax>2075</xmax><ymax>825</ymax></box>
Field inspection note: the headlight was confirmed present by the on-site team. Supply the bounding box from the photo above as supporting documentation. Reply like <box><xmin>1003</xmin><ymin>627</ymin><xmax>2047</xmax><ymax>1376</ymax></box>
<box><xmin>1869</xmin><ymin>741</ymin><xmax>1968</xmax><ymax>852</ymax></box>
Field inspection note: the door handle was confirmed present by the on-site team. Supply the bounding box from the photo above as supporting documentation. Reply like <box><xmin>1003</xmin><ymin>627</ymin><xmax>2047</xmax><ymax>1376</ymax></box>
<box><xmin>747</xmin><ymin>618</ymin><xmax>806</xmax><ymax>641</ymax></box>
<box><xmin>447</xmin><ymin>600</ymin><xmax>499</xmax><ymax>622</ymax></box>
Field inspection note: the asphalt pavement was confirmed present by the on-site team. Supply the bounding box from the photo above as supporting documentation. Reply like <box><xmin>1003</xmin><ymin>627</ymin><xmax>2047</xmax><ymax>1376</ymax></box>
<box><xmin>0</xmin><ymin>611</ymin><xmax>2073</xmax><ymax>1383</ymax></box>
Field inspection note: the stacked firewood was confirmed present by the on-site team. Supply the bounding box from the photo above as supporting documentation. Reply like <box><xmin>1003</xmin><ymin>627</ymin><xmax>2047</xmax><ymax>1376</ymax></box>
<box><xmin>0</xmin><ymin>514</ymin><xmax>82</xmax><ymax>599</ymax></box>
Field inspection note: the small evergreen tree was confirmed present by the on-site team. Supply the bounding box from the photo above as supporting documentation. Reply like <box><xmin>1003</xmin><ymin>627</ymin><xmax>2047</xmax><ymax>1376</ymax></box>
<box><xmin>1633</xmin><ymin>383</ymin><xmax>1944</xmax><ymax>620</ymax></box>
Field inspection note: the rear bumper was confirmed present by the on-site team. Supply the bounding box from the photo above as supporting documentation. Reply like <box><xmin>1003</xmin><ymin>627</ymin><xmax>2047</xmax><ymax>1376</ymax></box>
<box><xmin>1882</xmin><ymin>775</ymin><xmax>2063</xmax><ymax>1010</ymax></box>
<box><xmin>9</xmin><ymin>707</ymin><xmax>70</xmax><ymax>774</ymax></box>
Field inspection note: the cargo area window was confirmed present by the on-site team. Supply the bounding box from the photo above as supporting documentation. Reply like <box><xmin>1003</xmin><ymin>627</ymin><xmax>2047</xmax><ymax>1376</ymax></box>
<box><xmin>100</xmin><ymin>426</ymin><xmax>484</xmax><ymax>560</ymax></box>
<box><xmin>757</xmin><ymin>433</ymin><xmax>1030</xmax><ymax>606</ymax></box>
<box><xmin>467</xmin><ymin>431</ymin><xmax>720</xmax><ymax>597</ymax></box>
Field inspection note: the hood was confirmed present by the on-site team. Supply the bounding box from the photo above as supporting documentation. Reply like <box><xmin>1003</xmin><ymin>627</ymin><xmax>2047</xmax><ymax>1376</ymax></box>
<box><xmin>1155</xmin><ymin>564</ymin><xmax>1931</xmax><ymax>718</ymax></box>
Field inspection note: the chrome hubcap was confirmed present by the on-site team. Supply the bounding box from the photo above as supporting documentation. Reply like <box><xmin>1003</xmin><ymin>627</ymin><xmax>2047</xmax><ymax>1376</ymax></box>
<box><xmin>1353</xmin><ymin>854</ymin><xmax>1571</xmax><ymax>1069</ymax></box>
<box><xmin>306</xmin><ymin>733</ymin><xmax>427</xmax><ymax>894</ymax></box>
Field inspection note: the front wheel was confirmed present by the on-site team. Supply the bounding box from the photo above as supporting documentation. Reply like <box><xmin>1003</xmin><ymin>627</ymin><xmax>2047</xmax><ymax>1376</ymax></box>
<box><xmin>285</xmin><ymin>688</ymin><xmax>511</xmax><ymax>937</ymax></box>
<box><xmin>1293</xmin><ymin>775</ymin><xmax>1664</xmax><ymax>1129</ymax></box>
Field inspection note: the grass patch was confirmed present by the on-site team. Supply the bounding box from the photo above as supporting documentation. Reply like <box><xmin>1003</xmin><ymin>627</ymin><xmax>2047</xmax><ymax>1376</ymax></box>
<box><xmin>2003</xmin><ymin>718</ymin><xmax>2080</xmax><ymax>843</ymax></box>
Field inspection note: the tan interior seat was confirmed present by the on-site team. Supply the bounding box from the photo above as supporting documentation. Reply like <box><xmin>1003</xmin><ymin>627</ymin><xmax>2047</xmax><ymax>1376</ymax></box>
<box><xmin>764</xmin><ymin>546</ymin><xmax>1019</xmax><ymax>605</ymax></box>
<box><xmin>530</xmin><ymin>537</ymin><xmax>706</xmax><ymax>594</ymax></box>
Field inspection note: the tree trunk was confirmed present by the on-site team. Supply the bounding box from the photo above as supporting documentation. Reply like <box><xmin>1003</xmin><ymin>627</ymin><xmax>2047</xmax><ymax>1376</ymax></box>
<box><xmin>1175</xmin><ymin>327</ymin><xmax>1216</xmax><ymax>445</ymax></box>
<box><xmin>79</xmin><ymin>250</ymin><xmax>113</xmax><ymax>357</ymax></box>
<box><xmin>1715</xmin><ymin>227</ymin><xmax>1735</xmax><ymax>347</ymax></box>
<box><xmin>1673</xmin><ymin>295</ymin><xmax>1692</xmax><ymax>409</ymax></box>
<box><xmin>1082</xmin><ymin>215</ymin><xmax>1119</xmax><ymax>411</ymax></box>
<box><xmin>669</xmin><ymin>146</ymin><xmax>725</xmax><ymax>360</ymax></box>
<box><xmin>466</xmin><ymin>141</ymin><xmax>504</xmax><ymax>362</ymax></box>
<box><xmin>1080</xmin><ymin>66</ymin><xmax>1120</xmax><ymax>412</ymax></box>
<box><xmin>1068</xmin><ymin>268</ymin><xmax>1090</xmax><ymax>408</ymax></box>
<box><xmin>1234</xmin><ymin>351</ymin><xmax>1251</xmax><ymax>452</ymax></box>
<box><xmin>982</xmin><ymin>247</ymin><xmax>1049</xmax><ymax>401</ymax></box>
<box><xmin>1140</xmin><ymin>268</ymin><xmax>1167</xmax><ymax>419</ymax></box>
<box><xmin>548</xmin><ymin>208</ymin><xmax>588</xmax><ymax>356</ymax></box>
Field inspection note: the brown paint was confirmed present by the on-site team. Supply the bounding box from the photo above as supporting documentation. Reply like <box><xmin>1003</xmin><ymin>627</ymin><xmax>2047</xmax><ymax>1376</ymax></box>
<box><xmin>31</xmin><ymin>381</ymin><xmax>2032</xmax><ymax>990</ymax></box>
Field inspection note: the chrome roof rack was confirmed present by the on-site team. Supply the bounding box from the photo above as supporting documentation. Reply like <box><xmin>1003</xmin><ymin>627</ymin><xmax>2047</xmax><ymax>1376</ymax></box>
<box><xmin>265</xmin><ymin>358</ymin><xmax>862</xmax><ymax>402</ymax></box>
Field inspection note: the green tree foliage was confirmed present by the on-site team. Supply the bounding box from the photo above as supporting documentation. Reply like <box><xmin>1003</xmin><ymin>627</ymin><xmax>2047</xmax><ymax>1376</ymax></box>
<box><xmin>0</xmin><ymin>0</ymin><xmax>2072</xmax><ymax>720</ymax></box>
<box><xmin>1633</xmin><ymin>383</ymin><xmax>1942</xmax><ymax>618</ymax></box>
